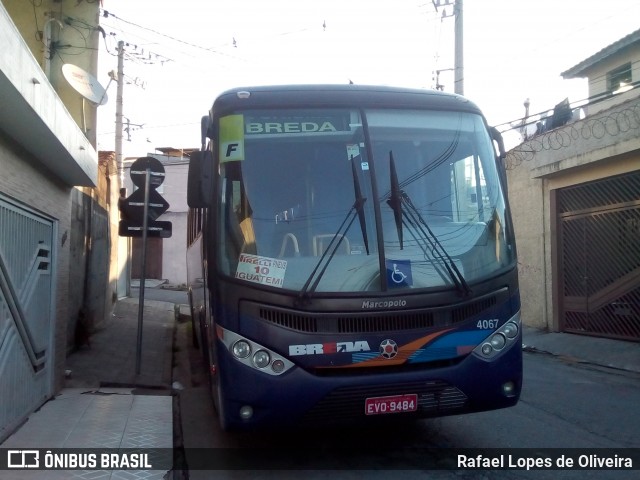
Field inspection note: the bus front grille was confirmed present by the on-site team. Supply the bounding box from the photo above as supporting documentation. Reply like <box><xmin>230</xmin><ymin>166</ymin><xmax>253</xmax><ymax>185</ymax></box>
<box><xmin>252</xmin><ymin>291</ymin><xmax>501</xmax><ymax>334</ymax></box>
<box><xmin>258</xmin><ymin>307</ymin><xmax>434</xmax><ymax>333</ymax></box>
<box><xmin>301</xmin><ymin>380</ymin><xmax>468</xmax><ymax>425</ymax></box>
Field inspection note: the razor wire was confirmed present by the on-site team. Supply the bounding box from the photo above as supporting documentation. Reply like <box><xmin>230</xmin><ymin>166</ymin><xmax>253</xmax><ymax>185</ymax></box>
<box><xmin>505</xmin><ymin>101</ymin><xmax>640</xmax><ymax>170</ymax></box>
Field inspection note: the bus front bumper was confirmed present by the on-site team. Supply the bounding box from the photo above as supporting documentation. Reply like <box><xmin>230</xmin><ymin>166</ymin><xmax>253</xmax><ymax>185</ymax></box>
<box><xmin>214</xmin><ymin>331</ymin><xmax>522</xmax><ymax>430</ymax></box>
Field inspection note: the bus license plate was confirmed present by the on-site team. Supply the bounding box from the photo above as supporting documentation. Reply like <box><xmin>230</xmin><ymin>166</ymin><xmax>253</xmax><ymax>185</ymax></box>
<box><xmin>365</xmin><ymin>394</ymin><xmax>418</xmax><ymax>415</ymax></box>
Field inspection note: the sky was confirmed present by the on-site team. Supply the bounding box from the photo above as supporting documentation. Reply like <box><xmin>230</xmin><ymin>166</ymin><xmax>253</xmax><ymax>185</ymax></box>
<box><xmin>95</xmin><ymin>0</ymin><xmax>640</xmax><ymax>156</ymax></box>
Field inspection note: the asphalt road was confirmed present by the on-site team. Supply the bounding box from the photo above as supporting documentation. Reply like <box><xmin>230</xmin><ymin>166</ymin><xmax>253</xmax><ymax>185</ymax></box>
<box><xmin>171</xmin><ymin>316</ymin><xmax>640</xmax><ymax>480</ymax></box>
<box><xmin>132</xmin><ymin>287</ymin><xmax>639</xmax><ymax>478</ymax></box>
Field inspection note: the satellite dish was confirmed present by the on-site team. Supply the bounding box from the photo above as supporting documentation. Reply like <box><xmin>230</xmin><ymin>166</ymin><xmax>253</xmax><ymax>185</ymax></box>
<box><xmin>62</xmin><ymin>63</ymin><xmax>108</xmax><ymax>106</ymax></box>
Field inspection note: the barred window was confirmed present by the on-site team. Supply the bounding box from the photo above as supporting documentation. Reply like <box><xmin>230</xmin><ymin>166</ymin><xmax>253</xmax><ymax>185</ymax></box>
<box><xmin>607</xmin><ymin>63</ymin><xmax>632</xmax><ymax>93</ymax></box>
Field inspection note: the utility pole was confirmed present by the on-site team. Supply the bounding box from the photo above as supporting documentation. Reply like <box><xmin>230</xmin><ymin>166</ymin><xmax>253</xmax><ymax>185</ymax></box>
<box><xmin>432</xmin><ymin>0</ymin><xmax>464</xmax><ymax>95</ymax></box>
<box><xmin>116</xmin><ymin>40</ymin><xmax>124</xmax><ymax>185</ymax></box>
<box><xmin>114</xmin><ymin>40</ymin><xmax>130</xmax><ymax>298</ymax></box>
<box><xmin>454</xmin><ymin>0</ymin><xmax>464</xmax><ymax>95</ymax></box>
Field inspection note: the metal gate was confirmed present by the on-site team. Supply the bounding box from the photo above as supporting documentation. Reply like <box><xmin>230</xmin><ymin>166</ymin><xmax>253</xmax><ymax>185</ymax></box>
<box><xmin>558</xmin><ymin>171</ymin><xmax>640</xmax><ymax>341</ymax></box>
<box><xmin>0</xmin><ymin>195</ymin><xmax>54</xmax><ymax>442</ymax></box>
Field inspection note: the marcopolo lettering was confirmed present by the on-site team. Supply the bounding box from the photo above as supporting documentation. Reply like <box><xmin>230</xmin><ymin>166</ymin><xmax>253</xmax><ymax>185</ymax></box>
<box><xmin>361</xmin><ymin>299</ymin><xmax>407</xmax><ymax>309</ymax></box>
<box><xmin>245</xmin><ymin>121</ymin><xmax>338</xmax><ymax>134</ymax></box>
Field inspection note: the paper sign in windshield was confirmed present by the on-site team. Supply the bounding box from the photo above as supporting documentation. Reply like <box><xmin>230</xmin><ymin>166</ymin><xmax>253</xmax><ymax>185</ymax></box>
<box><xmin>219</xmin><ymin>114</ymin><xmax>245</xmax><ymax>163</ymax></box>
<box><xmin>235</xmin><ymin>254</ymin><xmax>287</xmax><ymax>288</ymax></box>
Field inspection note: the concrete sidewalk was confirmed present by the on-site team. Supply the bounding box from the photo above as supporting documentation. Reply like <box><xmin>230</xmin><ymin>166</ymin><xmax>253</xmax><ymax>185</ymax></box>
<box><xmin>64</xmin><ymin>297</ymin><xmax>175</xmax><ymax>388</ymax></box>
<box><xmin>522</xmin><ymin>325</ymin><xmax>640</xmax><ymax>374</ymax></box>
<box><xmin>0</xmin><ymin>297</ymin><xmax>177</xmax><ymax>480</ymax></box>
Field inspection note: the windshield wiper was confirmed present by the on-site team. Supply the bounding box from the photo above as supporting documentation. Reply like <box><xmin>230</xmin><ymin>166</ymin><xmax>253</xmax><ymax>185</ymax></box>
<box><xmin>351</xmin><ymin>155</ymin><xmax>370</xmax><ymax>256</ymax></box>
<box><xmin>387</xmin><ymin>151</ymin><xmax>471</xmax><ymax>296</ymax></box>
<box><xmin>298</xmin><ymin>156</ymin><xmax>369</xmax><ymax>301</ymax></box>
<box><xmin>386</xmin><ymin>151</ymin><xmax>404</xmax><ymax>249</ymax></box>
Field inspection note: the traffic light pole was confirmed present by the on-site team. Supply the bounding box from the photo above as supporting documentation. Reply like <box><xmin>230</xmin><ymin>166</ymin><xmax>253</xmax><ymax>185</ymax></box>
<box><xmin>135</xmin><ymin>167</ymin><xmax>151</xmax><ymax>375</ymax></box>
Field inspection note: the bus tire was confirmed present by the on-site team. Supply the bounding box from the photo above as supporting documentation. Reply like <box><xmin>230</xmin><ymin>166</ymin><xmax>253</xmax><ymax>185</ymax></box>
<box><xmin>190</xmin><ymin>313</ymin><xmax>199</xmax><ymax>349</ymax></box>
<box><xmin>199</xmin><ymin>319</ymin><xmax>210</xmax><ymax>370</ymax></box>
<box><xmin>187</xmin><ymin>290</ymin><xmax>199</xmax><ymax>348</ymax></box>
<box><xmin>212</xmin><ymin>371</ymin><xmax>230</xmax><ymax>431</ymax></box>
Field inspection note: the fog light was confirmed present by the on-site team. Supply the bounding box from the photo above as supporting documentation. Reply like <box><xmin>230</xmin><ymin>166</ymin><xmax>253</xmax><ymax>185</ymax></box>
<box><xmin>503</xmin><ymin>381</ymin><xmax>516</xmax><ymax>396</ymax></box>
<box><xmin>503</xmin><ymin>322</ymin><xmax>518</xmax><ymax>339</ymax></box>
<box><xmin>232</xmin><ymin>340</ymin><xmax>251</xmax><ymax>359</ymax></box>
<box><xmin>239</xmin><ymin>405</ymin><xmax>253</xmax><ymax>420</ymax></box>
<box><xmin>272</xmin><ymin>359</ymin><xmax>285</xmax><ymax>373</ymax></box>
<box><xmin>253</xmin><ymin>350</ymin><xmax>271</xmax><ymax>368</ymax></box>
<box><xmin>490</xmin><ymin>333</ymin><xmax>506</xmax><ymax>350</ymax></box>
<box><xmin>481</xmin><ymin>343</ymin><xmax>493</xmax><ymax>356</ymax></box>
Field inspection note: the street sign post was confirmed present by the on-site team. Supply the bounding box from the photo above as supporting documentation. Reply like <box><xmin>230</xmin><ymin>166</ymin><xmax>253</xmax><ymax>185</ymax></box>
<box><xmin>118</xmin><ymin>156</ymin><xmax>173</xmax><ymax>375</ymax></box>
<box><xmin>118</xmin><ymin>156</ymin><xmax>172</xmax><ymax>233</ymax></box>
<box><xmin>120</xmin><ymin>187</ymin><xmax>169</xmax><ymax>221</ymax></box>
<box><xmin>118</xmin><ymin>220</ymin><xmax>172</xmax><ymax>238</ymax></box>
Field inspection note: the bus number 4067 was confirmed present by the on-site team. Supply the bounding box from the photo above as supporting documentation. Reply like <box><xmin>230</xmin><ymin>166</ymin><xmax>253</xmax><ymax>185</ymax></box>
<box><xmin>477</xmin><ymin>319</ymin><xmax>499</xmax><ymax>329</ymax></box>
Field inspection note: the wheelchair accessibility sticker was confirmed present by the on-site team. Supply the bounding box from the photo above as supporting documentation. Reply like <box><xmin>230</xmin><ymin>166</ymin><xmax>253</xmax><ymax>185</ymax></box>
<box><xmin>386</xmin><ymin>259</ymin><xmax>413</xmax><ymax>288</ymax></box>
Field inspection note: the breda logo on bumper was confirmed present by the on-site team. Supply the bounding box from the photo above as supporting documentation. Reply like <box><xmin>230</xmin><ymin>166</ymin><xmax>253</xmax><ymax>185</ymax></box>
<box><xmin>289</xmin><ymin>341</ymin><xmax>370</xmax><ymax>356</ymax></box>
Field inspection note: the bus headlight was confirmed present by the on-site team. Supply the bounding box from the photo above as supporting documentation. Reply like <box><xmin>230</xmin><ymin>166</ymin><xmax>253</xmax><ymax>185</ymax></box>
<box><xmin>220</xmin><ymin>327</ymin><xmax>295</xmax><ymax>376</ymax></box>
<box><xmin>490</xmin><ymin>333</ymin><xmax>506</xmax><ymax>350</ymax></box>
<box><xmin>503</xmin><ymin>321</ymin><xmax>518</xmax><ymax>339</ymax></box>
<box><xmin>481</xmin><ymin>343</ymin><xmax>493</xmax><ymax>355</ymax></box>
<box><xmin>232</xmin><ymin>340</ymin><xmax>251</xmax><ymax>359</ymax></box>
<box><xmin>473</xmin><ymin>312</ymin><xmax>521</xmax><ymax>360</ymax></box>
<box><xmin>253</xmin><ymin>350</ymin><xmax>271</xmax><ymax>368</ymax></box>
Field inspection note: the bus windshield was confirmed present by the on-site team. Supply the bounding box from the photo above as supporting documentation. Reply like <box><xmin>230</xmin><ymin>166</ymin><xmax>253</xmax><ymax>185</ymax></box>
<box><xmin>217</xmin><ymin>108</ymin><xmax>515</xmax><ymax>293</ymax></box>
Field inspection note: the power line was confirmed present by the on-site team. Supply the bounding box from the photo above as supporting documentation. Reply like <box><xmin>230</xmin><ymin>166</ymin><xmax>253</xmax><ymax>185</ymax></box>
<box><xmin>102</xmin><ymin>9</ymin><xmax>221</xmax><ymax>53</ymax></box>
<box><xmin>100</xmin><ymin>9</ymin><xmax>246</xmax><ymax>62</ymax></box>
<box><xmin>98</xmin><ymin>121</ymin><xmax>200</xmax><ymax>137</ymax></box>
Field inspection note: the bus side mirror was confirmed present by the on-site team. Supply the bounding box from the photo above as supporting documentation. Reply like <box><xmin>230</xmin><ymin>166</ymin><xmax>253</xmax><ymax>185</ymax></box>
<box><xmin>187</xmin><ymin>150</ymin><xmax>214</xmax><ymax>208</ymax></box>
<box><xmin>489</xmin><ymin>127</ymin><xmax>506</xmax><ymax>164</ymax></box>
<box><xmin>489</xmin><ymin>127</ymin><xmax>508</xmax><ymax>196</ymax></box>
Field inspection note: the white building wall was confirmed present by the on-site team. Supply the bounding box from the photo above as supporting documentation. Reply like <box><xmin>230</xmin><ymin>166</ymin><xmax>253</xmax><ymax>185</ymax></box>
<box><xmin>162</xmin><ymin>211</ymin><xmax>188</xmax><ymax>285</ymax></box>
<box><xmin>161</xmin><ymin>161</ymin><xmax>188</xmax><ymax>285</ymax></box>
<box><xmin>122</xmin><ymin>157</ymin><xmax>189</xmax><ymax>285</ymax></box>
<box><xmin>505</xmin><ymin>155</ymin><xmax>548</xmax><ymax>329</ymax></box>
<box><xmin>506</xmin><ymin>95</ymin><xmax>640</xmax><ymax>331</ymax></box>
<box><xmin>583</xmin><ymin>48</ymin><xmax>640</xmax><ymax>116</ymax></box>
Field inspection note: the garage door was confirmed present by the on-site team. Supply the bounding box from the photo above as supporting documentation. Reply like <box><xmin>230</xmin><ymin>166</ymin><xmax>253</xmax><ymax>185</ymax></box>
<box><xmin>558</xmin><ymin>171</ymin><xmax>640</xmax><ymax>341</ymax></box>
<box><xmin>0</xmin><ymin>195</ymin><xmax>55</xmax><ymax>442</ymax></box>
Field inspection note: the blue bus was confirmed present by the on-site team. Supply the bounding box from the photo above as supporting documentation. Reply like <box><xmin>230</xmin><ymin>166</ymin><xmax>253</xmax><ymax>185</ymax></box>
<box><xmin>186</xmin><ymin>84</ymin><xmax>521</xmax><ymax>430</ymax></box>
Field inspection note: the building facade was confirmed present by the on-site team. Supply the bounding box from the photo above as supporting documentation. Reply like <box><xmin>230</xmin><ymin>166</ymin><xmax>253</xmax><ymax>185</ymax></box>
<box><xmin>506</xmin><ymin>29</ymin><xmax>640</xmax><ymax>341</ymax></box>
<box><xmin>0</xmin><ymin>0</ymin><xmax>113</xmax><ymax>442</ymax></box>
